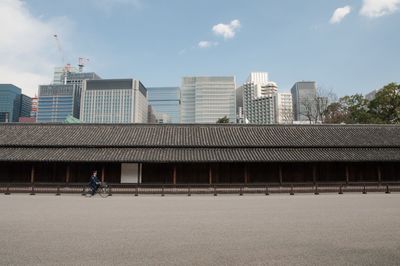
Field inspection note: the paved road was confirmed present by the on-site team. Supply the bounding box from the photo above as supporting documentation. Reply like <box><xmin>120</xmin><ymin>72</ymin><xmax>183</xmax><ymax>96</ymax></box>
<box><xmin>0</xmin><ymin>194</ymin><xmax>399</xmax><ymax>266</ymax></box>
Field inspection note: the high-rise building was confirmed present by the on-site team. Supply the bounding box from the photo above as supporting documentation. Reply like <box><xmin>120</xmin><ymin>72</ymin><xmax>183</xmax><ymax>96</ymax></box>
<box><xmin>242</xmin><ymin>72</ymin><xmax>292</xmax><ymax>124</ymax></box>
<box><xmin>37</xmin><ymin>70</ymin><xmax>101</xmax><ymax>123</ymax></box>
<box><xmin>0</xmin><ymin>84</ymin><xmax>32</xmax><ymax>123</ymax></box>
<box><xmin>243</xmin><ymin>72</ymin><xmax>276</xmax><ymax>124</ymax></box>
<box><xmin>80</xmin><ymin>79</ymin><xmax>148</xmax><ymax>123</ymax></box>
<box><xmin>36</xmin><ymin>84</ymin><xmax>79</xmax><ymax>123</ymax></box>
<box><xmin>291</xmin><ymin>81</ymin><xmax>317</xmax><ymax>121</ymax></box>
<box><xmin>274</xmin><ymin>93</ymin><xmax>293</xmax><ymax>124</ymax></box>
<box><xmin>236</xmin><ymin>86</ymin><xmax>244</xmax><ymax>123</ymax></box>
<box><xmin>65</xmin><ymin>72</ymin><xmax>101</xmax><ymax>117</ymax></box>
<box><xmin>180</xmin><ymin>76</ymin><xmax>236</xmax><ymax>123</ymax></box>
<box><xmin>53</xmin><ymin>65</ymin><xmax>79</xmax><ymax>85</ymax></box>
<box><xmin>147</xmin><ymin>87</ymin><xmax>180</xmax><ymax>123</ymax></box>
<box><xmin>30</xmin><ymin>95</ymin><xmax>38</xmax><ymax>120</ymax></box>
<box><xmin>0</xmin><ymin>84</ymin><xmax>21</xmax><ymax>122</ymax></box>
<box><xmin>19</xmin><ymin>94</ymin><xmax>32</xmax><ymax>119</ymax></box>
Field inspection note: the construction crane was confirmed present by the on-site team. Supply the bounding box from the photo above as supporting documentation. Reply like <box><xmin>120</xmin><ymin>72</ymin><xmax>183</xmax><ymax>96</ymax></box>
<box><xmin>53</xmin><ymin>34</ymin><xmax>65</xmax><ymax>65</ymax></box>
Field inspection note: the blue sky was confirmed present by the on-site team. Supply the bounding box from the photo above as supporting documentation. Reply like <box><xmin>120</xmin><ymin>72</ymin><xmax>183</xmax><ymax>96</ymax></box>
<box><xmin>0</xmin><ymin>0</ymin><xmax>399</xmax><ymax>97</ymax></box>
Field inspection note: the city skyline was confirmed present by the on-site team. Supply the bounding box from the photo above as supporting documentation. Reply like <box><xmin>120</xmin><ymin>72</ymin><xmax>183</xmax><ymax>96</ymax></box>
<box><xmin>0</xmin><ymin>0</ymin><xmax>399</xmax><ymax>97</ymax></box>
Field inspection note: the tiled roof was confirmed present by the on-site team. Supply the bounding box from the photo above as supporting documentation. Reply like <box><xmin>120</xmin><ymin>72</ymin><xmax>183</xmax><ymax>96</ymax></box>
<box><xmin>0</xmin><ymin>147</ymin><xmax>398</xmax><ymax>163</ymax></box>
<box><xmin>0</xmin><ymin>123</ymin><xmax>399</xmax><ymax>162</ymax></box>
<box><xmin>1</xmin><ymin>123</ymin><xmax>400</xmax><ymax>148</ymax></box>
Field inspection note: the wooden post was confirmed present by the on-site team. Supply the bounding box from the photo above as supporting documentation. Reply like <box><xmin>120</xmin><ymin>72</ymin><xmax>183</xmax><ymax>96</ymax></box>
<box><xmin>279</xmin><ymin>164</ymin><xmax>283</xmax><ymax>185</ymax></box>
<box><xmin>208</xmin><ymin>164</ymin><xmax>212</xmax><ymax>185</ymax></box>
<box><xmin>137</xmin><ymin>163</ymin><xmax>140</xmax><ymax>184</ymax></box>
<box><xmin>30</xmin><ymin>165</ymin><xmax>35</xmax><ymax>183</ymax></box>
<box><xmin>66</xmin><ymin>165</ymin><xmax>70</xmax><ymax>183</ymax></box>
<box><xmin>377</xmin><ymin>164</ymin><xmax>382</xmax><ymax>185</ymax></box>
<box><xmin>244</xmin><ymin>164</ymin><xmax>248</xmax><ymax>184</ymax></box>
<box><xmin>173</xmin><ymin>165</ymin><xmax>177</xmax><ymax>185</ymax></box>
<box><xmin>52</xmin><ymin>164</ymin><xmax>56</xmax><ymax>182</ymax></box>
<box><xmin>101</xmin><ymin>165</ymin><xmax>105</xmax><ymax>183</ymax></box>
<box><xmin>345</xmin><ymin>165</ymin><xmax>349</xmax><ymax>184</ymax></box>
<box><xmin>312</xmin><ymin>164</ymin><xmax>317</xmax><ymax>185</ymax></box>
<box><xmin>139</xmin><ymin>163</ymin><xmax>142</xmax><ymax>184</ymax></box>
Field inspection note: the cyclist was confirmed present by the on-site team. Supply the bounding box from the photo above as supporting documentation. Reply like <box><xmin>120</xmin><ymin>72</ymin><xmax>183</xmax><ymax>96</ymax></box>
<box><xmin>89</xmin><ymin>170</ymin><xmax>101</xmax><ymax>196</ymax></box>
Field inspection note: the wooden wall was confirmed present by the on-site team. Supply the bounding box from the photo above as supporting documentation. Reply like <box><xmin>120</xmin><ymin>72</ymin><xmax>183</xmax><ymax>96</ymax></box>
<box><xmin>0</xmin><ymin>161</ymin><xmax>399</xmax><ymax>184</ymax></box>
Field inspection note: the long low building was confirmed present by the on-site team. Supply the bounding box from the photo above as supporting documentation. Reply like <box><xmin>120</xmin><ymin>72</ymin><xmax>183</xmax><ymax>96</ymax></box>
<box><xmin>0</xmin><ymin>123</ymin><xmax>399</xmax><ymax>184</ymax></box>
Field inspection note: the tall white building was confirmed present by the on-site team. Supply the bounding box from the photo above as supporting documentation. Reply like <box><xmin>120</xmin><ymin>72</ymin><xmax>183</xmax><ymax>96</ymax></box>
<box><xmin>180</xmin><ymin>76</ymin><xmax>236</xmax><ymax>123</ymax></box>
<box><xmin>274</xmin><ymin>93</ymin><xmax>293</xmax><ymax>124</ymax></box>
<box><xmin>242</xmin><ymin>72</ymin><xmax>292</xmax><ymax>124</ymax></box>
<box><xmin>80</xmin><ymin>79</ymin><xmax>148</xmax><ymax>123</ymax></box>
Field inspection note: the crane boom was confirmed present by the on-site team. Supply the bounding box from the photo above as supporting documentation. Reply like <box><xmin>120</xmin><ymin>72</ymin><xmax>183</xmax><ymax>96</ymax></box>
<box><xmin>53</xmin><ymin>34</ymin><xmax>65</xmax><ymax>65</ymax></box>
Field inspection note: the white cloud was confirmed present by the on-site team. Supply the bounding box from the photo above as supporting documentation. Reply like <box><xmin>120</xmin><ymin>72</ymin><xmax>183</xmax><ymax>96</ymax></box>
<box><xmin>198</xmin><ymin>41</ymin><xmax>218</xmax><ymax>48</ymax></box>
<box><xmin>212</xmin><ymin>19</ymin><xmax>241</xmax><ymax>39</ymax></box>
<box><xmin>330</xmin><ymin>6</ymin><xmax>352</xmax><ymax>24</ymax></box>
<box><xmin>360</xmin><ymin>0</ymin><xmax>400</xmax><ymax>18</ymax></box>
<box><xmin>0</xmin><ymin>0</ymin><xmax>72</xmax><ymax>97</ymax></box>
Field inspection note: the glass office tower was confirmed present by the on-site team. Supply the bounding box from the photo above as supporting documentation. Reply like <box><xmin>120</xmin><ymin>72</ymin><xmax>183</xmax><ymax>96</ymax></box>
<box><xmin>0</xmin><ymin>84</ymin><xmax>31</xmax><ymax>122</ymax></box>
<box><xmin>180</xmin><ymin>76</ymin><xmax>236</xmax><ymax>123</ymax></box>
<box><xmin>37</xmin><ymin>85</ymin><xmax>78</xmax><ymax>123</ymax></box>
<box><xmin>147</xmin><ymin>87</ymin><xmax>180</xmax><ymax>123</ymax></box>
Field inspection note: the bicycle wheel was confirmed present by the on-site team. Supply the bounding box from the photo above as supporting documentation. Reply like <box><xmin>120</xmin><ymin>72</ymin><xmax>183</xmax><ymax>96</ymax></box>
<box><xmin>83</xmin><ymin>186</ymin><xmax>92</xmax><ymax>196</ymax></box>
<box><xmin>98</xmin><ymin>186</ymin><xmax>110</xmax><ymax>198</ymax></box>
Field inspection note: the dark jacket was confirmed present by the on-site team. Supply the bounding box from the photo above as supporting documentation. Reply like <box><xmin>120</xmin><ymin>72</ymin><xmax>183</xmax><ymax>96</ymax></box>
<box><xmin>90</xmin><ymin>174</ymin><xmax>100</xmax><ymax>188</ymax></box>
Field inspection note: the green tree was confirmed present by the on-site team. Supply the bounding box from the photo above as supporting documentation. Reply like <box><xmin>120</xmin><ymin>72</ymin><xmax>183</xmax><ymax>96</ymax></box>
<box><xmin>216</xmin><ymin>116</ymin><xmax>230</xmax><ymax>123</ymax></box>
<box><xmin>324</xmin><ymin>83</ymin><xmax>400</xmax><ymax>124</ymax></box>
<box><xmin>368</xmin><ymin>83</ymin><xmax>400</xmax><ymax>124</ymax></box>
<box><xmin>324</xmin><ymin>94</ymin><xmax>380</xmax><ymax>124</ymax></box>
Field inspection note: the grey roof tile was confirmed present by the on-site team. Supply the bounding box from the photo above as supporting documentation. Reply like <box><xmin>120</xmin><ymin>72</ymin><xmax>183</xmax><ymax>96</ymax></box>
<box><xmin>1</xmin><ymin>123</ymin><xmax>400</xmax><ymax>162</ymax></box>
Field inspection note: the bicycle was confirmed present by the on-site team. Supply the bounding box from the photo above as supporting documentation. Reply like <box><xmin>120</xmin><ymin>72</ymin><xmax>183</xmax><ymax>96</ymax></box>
<box><xmin>83</xmin><ymin>182</ymin><xmax>110</xmax><ymax>198</ymax></box>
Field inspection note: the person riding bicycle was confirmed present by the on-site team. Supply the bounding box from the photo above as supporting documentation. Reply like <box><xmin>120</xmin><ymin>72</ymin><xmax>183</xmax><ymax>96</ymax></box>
<box><xmin>89</xmin><ymin>171</ymin><xmax>101</xmax><ymax>196</ymax></box>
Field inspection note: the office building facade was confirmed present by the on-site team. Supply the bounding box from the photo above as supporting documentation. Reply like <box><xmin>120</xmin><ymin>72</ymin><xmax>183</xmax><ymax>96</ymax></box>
<box><xmin>80</xmin><ymin>79</ymin><xmax>148</xmax><ymax>123</ymax></box>
<box><xmin>0</xmin><ymin>84</ymin><xmax>32</xmax><ymax>122</ymax></box>
<box><xmin>274</xmin><ymin>93</ymin><xmax>293</xmax><ymax>124</ymax></box>
<box><xmin>147</xmin><ymin>87</ymin><xmax>180</xmax><ymax>123</ymax></box>
<box><xmin>291</xmin><ymin>81</ymin><xmax>317</xmax><ymax>121</ymax></box>
<box><xmin>30</xmin><ymin>96</ymin><xmax>38</xmax><ymax>120</ymax></box>
<box><xmin>19</xmin><ymin>94</ymin><xmax>32</xmax><ymax>119</ymax></box>
<box><xmin>37</xmin><ymin>85</ymin><xmax>79</xmax><ymax>123</ymax></box>
<box><xmin>38</xmin><ymin>69</ymin><xmax>101</xmax><ymax>123</ymax></box>
<box><xmin>243</xmin><ymin>72</ymin><xmax>277</xmax><ymax>124</ymax></box>
<box><xmin>180</xmin><ymin>76</ymin><xmax>236</xmax><ymax>123</ymax></box>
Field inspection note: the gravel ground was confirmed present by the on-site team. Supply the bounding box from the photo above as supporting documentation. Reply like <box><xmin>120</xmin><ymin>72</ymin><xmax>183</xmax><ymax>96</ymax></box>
<box><xmin>0</xmin><ymin>194</ymin><xmax>399</xmax><ymax>266</ymax></box>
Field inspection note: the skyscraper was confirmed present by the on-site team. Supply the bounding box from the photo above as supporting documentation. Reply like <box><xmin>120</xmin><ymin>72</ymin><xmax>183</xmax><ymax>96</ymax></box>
<box><xmin>180</xmin><ymin>76</ymin><xmax>236</xmax><ymax>123</ymax></box>
<box><xmin>0</xmin><ymin>84</ymin><xmax>32</xmax><ymax>122</ymax></box>
<box><xmin>147</xmin><ymin>87</ymin><xmax>180</xmax><ymax>123</ymax></box>
<box><xmin>19</xmin><ymin>94</ymin><xmax>32</xmax><ymax>119</ymax></box>
<box><xmin>242</xmin><ymin>72</ymin><xmax>292</xmax><ymax>124</ymax></box>
<box><xmin>37</xmin><ymin>70</ymin><xmax>101</xmax><ymax>123</ymax></box>
<box><xmin>274</xmin><ymin>93</ymin><xmax>293</xmax><ymax>124</ymax></box>
<box><xmin>80</xmin><ymin>79</ymin><xmax>148</xmax><ymax>123</ymax></box>
<box><xmin>291</xmin><ymin>81</ymin><xmax>317</xmax><ymax>121</ymax></box>
<box><xmin>36</xmin><ymin>84</ymin><xmax>79</xmax><ymax>123</ymax></box>
<box><xmin>243</xmin><ymin>72</ymin><xmax>276</xmax><ymax>124</ymax></box>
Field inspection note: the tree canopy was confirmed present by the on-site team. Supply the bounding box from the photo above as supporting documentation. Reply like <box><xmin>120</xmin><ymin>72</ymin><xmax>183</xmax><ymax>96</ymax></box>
<box><xmin>324</xmin><ymin>83</ymin><xmax>400</xmax><ymax>124</ymax></box>
<box><xmin>216</xmin><ymin>116</ymin><xmax>230</xmax><ymax>123</ymax></box>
